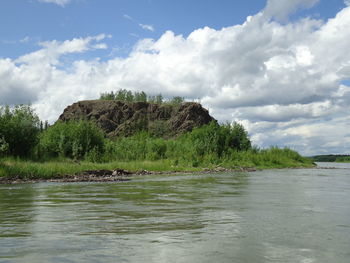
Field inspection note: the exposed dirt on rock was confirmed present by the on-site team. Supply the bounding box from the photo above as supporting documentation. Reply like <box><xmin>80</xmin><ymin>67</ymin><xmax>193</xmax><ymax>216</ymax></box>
<box><xmin>58</xmin><ymin>100</ymin><xmax>216</xmax><ymax>137</ymax></box>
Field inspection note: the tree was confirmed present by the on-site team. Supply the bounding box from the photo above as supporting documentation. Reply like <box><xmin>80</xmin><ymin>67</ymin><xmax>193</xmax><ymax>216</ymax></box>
<box><xmin>225</xmin><ymin>122</ymin><xmax>251</xmax><ymax>151</ymax></box>
<box><xmin>125</xmin><ymin>90</ymin><xmax>134</xmax><ymax>102</ymax></box>
<box><xmin>0</xmin><ymin>105</ymin><xmax>40</xmax><ymax>157</ymax></box>
<box><xmin>186</xmin><ymin>121</ymin><xmax>251</xmax><ymax>158</ymax></box>
<box><xmin>139</xmin><ymin>91</ymin><xmax>147</xmax><ymax>102</ymax></box>
<box><xmin>156</xmin><ymin>94</ymin><xmax>163</xmax><ymax>104</ymax></box>
<box><xmin>39</xmin><ymin>120</ymin><xmax>105</xmax><ymax>159</ymax></box>
<box><xmin>116</xmin><ymin>89</ymin><xmax>127</xmax><ymax>101</ymax></box>
<box><xmin>170</xmin><ymin>96</ymin><xmax>184</xmax><ymax>105</ymax></box>
<box><xmin>100</xmin><ymin>91</ymin><xmax>115</xmax><ymax>100</ymax></box>
<box><xmin>134</xmin><ymin>91</ymin><xmax>148</xmax><ymax>102</ymax></box>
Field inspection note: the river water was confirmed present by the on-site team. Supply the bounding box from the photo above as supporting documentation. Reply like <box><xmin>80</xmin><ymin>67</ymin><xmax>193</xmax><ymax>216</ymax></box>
<box><xmin>1</xmin><ymin>163</ymin><xmax>350</xmax><ymax>262</ymax></box>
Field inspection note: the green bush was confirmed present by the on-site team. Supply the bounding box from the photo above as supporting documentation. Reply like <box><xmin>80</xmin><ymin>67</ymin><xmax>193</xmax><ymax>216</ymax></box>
<box><xmin>146</xmin><ymin>138</ymin><xmax>167</xmax><ymax>160</ymax></box>
<box><xmin>181</xmin><ymin>121</ymin><xmax>251</xmax><ymax>159</ymax></box>
<box><xmin>39</xmin><ymin>120</ymin><xmax>105</xmax><ymax>159</ymax></box>
<box><xmin>107</xmin><ymin>131</ymin><xmax>149</xmax><ymax>161</ymax></box>
<box><xmin>0</xmin><ymin>105</ymin><xmax>40</xmax><ymax>157</ymax></box>
<box><xmin>104</xmin><ymin>121</ymin><xmax>252</xmax><ymax>166</ymax></box>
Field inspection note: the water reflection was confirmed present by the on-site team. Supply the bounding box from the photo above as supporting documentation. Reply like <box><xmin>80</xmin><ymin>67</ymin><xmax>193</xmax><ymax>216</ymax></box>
<box><xmin>31</xmin><ymin>173</ymin><xmax>250</xmax><ymax>237</ymax></box>
<box><xmin>1</xmin><ymin>169</ymin><xmax>349</xmax><ymax>263</ymax></box>
<box><xmin>0</xmin><ymin>184</ymin><xmax>36</xmax><ymax>237</ymax></box>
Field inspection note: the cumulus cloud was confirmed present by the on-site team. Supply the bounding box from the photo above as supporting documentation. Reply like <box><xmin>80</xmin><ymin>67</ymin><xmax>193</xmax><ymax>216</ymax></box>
<box><xmin>0</xmin><ymin>34</ymin><xmax>109</xmax><ymax>106</ymax></box>
<box><xmin>1</xmin><ymin>4</ymin><xmax>350</xmax><ymax>155</ymax></box>
<box><xmin>38</xmin><ymin>0</ymin><xmax>72</xmax><ymax>7</ymax></box>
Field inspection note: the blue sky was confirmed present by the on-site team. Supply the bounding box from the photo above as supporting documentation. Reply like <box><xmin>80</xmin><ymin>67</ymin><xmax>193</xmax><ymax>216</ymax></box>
<box><xmin>1</xmin><ymin>0</ymin><xmax>268</xmax><ymax>58</ymax></box>
<box><xmin>1</xmin><ymin>0</ymin><xmax>346</xmax><ymax>58</ymax></box>
<box><xmin>1</xmin><ymin>0</ymin><xmax>350</xmax><ymax>155</ymax></box>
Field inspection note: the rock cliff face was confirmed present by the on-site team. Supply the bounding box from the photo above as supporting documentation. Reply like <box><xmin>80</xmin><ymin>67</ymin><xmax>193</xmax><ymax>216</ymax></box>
<box><xmin>58</xmin><ymin>100</ymin><xmax>216</xmax><ymax>137</ymax></box>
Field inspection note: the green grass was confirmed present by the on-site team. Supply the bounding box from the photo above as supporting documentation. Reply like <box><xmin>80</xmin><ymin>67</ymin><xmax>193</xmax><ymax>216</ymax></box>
<box><xmin>220</xmin><ymin>147</ymin><xmax>315</xmax><ymax>169</ymax></box>
<box><xmin>0</xmin><ymin>147</ymin><xmax>315</xmax><ymax>180</ymax></box>
<box><xmin>0</xmin><ymin>158</ymin><xmax>202</xmax><ymax>180</ymax></box>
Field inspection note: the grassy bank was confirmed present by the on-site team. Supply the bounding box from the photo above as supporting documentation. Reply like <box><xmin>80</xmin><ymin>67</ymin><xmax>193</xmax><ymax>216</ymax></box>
<box><xmin>0</xmin><ymin>158</ymin><xmax>201</xmax><ymax>179</ymax></box>
<box><xmin>0</xmin><ymin>147</ymin><xmax>314</xmax><ymax>180</ymax></box>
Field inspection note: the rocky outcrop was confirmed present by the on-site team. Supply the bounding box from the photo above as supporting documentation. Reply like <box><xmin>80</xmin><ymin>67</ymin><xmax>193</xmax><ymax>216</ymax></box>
<box><xmin>58</xmin><ymin>100</ymin><xmax>216</xmax><ymax>137</ymax></box>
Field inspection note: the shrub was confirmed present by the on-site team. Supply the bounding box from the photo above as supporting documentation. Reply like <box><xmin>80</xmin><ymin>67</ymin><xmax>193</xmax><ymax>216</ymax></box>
<box><xmin>39</xmin><ymin>120</ymin><xmax>105</xmax><ymax>159</ymax></box>
<box><xmin>146</xmin><ymin>138</ymin><xmax>167</xmax><ymax>160</ymax></box>
<box><xmin>184</xmin><ymin>121</ymin><xmax>251</xmax><ymax>158</ymax></box>
<box><xmin>108</xmin><ymin>131</ymin><xmax>149</xmax><ymax>161</ymax></box>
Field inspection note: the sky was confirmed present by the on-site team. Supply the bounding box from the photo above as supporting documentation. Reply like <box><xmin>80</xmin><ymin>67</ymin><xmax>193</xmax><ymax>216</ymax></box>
<box><xmin>1</xmin><ymin>0</ymin><xmax>350</xmax><ymax>156</ymax></box>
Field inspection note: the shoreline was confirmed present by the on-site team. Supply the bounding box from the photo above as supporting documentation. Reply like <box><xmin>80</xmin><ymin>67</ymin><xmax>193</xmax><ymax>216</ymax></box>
<box><xmin>0</xmin><ymin>165</ymin><xmax>321</xmax><ymax>184</ymax></box>
<box><xmin>0</xmin><ymin>167</ymin><xmax>256</xmax><ymax>184</ymax></box>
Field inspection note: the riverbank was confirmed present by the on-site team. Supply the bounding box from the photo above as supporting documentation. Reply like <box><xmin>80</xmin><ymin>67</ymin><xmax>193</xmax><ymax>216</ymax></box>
<box><xmin>0</xmin><ymin>157</ymin><xmax>315</xmax><ymax>184</ymax></box>
<box><xmin>0</xmin><ymin>167</ymin><xmax>257</xmax><ymax>184</ymax></box>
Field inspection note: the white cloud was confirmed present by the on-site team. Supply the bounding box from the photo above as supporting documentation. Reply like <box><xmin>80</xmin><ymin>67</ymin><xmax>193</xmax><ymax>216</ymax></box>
<box><xmin>38</xmin><ymin>0</ymin><xmax>71</xmax><ymax>7</ymax></box>
<box><xmin>16</xmin><ymin>34</ymin><xmax>109</xmax><ymax>65</ymax></box>
<box><xmin>345</xmin><ymin>0</ymin><xmax>350</xmax><ymax>7</ymax></box>
<box><xmin>232</xmin><ymin>101</ymin><xmax>338</xmax><ymax>122</ymax></box>
<box><xmin>139</xmin><ymin>24</ymin><xmax>155</xmax><ymax>32</ymax></box>
<box><xmin>0</xmin><ymin>34</ymin><xmax>109</xmax><ymax>107</ymax></box>
<box><xmin>2</xmin><ymin>5</ymin><xmax>350</xmax><ymax>155</ymax></box>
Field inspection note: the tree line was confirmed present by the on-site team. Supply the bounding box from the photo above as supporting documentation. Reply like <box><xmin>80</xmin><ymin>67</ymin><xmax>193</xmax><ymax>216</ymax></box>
<box><xmin>100</xmin><ymin>89</ymin><xmax>185</xmax><ymax>105</ymax></box>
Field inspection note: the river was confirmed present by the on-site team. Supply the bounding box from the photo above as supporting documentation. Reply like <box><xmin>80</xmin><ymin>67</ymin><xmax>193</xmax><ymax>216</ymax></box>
<box><xmin>1</xmin><ymin>163</ymin><xmax>350</xmax><ymax>262</ymax></box>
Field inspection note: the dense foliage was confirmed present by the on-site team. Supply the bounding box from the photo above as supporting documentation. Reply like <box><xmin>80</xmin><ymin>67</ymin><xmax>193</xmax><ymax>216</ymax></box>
<box><xmin>0</xmin><ymin>105</ymin><xmax>40</xmax><ymax>157</ymax></box>
<box><xmin>38</xmin><ymin>120</ymin><xmax>105</xmax><ymax>160</ymax></box>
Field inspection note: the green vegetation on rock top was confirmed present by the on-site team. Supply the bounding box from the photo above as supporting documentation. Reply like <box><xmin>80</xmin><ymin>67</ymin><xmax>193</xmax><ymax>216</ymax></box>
<box><xmin>99</xmin><ymin>89</ymin><xmax>185</xmax><ymax>105</ymax></box>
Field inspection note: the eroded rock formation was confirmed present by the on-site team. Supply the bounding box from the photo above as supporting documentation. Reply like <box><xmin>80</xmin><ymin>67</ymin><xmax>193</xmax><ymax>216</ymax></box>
<box><xmin>58</xmin><ymin>100</ymin><xmax>216</xmax><ymax>137</ymax></box>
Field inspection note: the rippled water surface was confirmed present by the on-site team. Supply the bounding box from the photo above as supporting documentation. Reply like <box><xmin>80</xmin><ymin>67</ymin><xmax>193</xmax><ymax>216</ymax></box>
<box><xmin>1</xmin><ymin>164</ymin><xmax>350</xmax><ymax>262</ymax></box>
